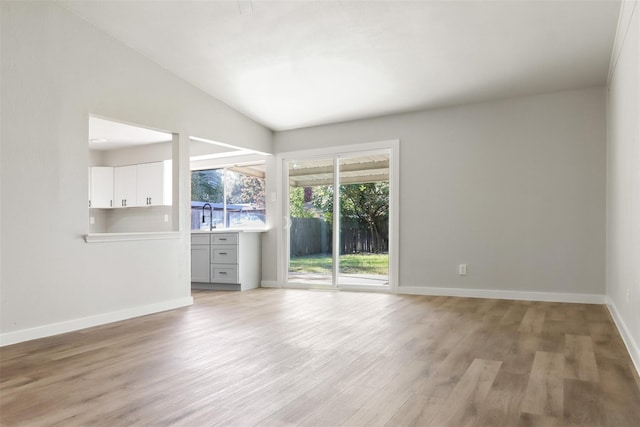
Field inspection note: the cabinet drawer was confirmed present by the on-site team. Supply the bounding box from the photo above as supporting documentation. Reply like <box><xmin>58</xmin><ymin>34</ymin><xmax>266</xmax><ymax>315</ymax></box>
<box><xmin>191</xmin><ymin>234</ymin><xmax>210</xmax><ymax>245</ymax></box>
<box><xmin>211</xmin><ymin>265</ymin><xmax>238</xmax><ymax>283</ymax></box>
<box><xmin>211</xmin><ymin>245</ymin><xmax>238</xmax><ymax>264</ymax></box>
<box><xmin>211</xmin><ymin>233</ymin><xmax>238</xmax><ymax>245</ymax></box>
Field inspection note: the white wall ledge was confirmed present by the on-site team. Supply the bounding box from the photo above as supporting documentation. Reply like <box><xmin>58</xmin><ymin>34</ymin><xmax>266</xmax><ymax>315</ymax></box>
<box><xmin>85</xmin><ymin>231</ymin><xmax>181</xmax><ymax>243</ymax></box>
<box><xmin>398</xmin><ymin>286</ymin><xmax>606</xmax><ymax>304</ymax></box>
<box><xmin>607</xmin><ymin>296</ymin><xmax>640</xmax><ymax>379</ymax></box>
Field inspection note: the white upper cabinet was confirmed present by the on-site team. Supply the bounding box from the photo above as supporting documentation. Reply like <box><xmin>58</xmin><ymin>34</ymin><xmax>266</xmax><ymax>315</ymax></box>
<box><xmin>91</xmin><ymin>161</ymin><xmax>171</xmax><ymax>209</ymax></box>
<box><xmin>114</xmin><ymin>165</ymin><xmax>137</xmax><ymax>208</ymax></box>
<box><xmin>136</xmin><ymin>160</ymin><xmax>172</xmax><ymax>206</ymax></box>
<box><xmin>89</xmin><ymin>166</ymin><xmax>114</xmax><ymax>208</ymax></box>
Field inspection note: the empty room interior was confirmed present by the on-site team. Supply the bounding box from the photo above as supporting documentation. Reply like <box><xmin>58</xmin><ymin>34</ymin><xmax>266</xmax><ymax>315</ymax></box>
<box><xmin>1</xmin><ymin>0</ymin><xmax>639</xmax><ymax>425</ymax></box>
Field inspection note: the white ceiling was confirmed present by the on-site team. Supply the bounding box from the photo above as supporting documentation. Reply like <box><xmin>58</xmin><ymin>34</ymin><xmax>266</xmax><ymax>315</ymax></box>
<box><xmin>88</xmin><ymin>116</ymin><xmax>172</xmax><ymax>150</ymax></box>
<box><xmin>64</xmin><ymin>0</ymin><xmax>621</xmax><ymax>131</ymax></box>
<box><xmin>89</xmin><ymin>116</ymin><xmax>259</xmax><ymax>161</ymax></box>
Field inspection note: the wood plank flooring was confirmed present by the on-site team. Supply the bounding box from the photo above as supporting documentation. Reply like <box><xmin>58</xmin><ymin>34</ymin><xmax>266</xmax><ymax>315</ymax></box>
<box><xmin>1</xmin><ymin>289</ymin><xmax>639</xmax><ymax>426</ymax></box>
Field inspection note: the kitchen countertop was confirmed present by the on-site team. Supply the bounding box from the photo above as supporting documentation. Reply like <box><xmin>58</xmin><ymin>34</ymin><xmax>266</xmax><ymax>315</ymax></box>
<box><xmin>191</xmin><ymin>228</ymin><xmax>268</xmax><ymax>234</ymax></box>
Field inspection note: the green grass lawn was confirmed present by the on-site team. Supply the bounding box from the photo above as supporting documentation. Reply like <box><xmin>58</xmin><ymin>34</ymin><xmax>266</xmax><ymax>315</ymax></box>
<box><xmin>290</xmin><ymin>253</ymin><xmax>389</xmax><ymax>275</ymax></box>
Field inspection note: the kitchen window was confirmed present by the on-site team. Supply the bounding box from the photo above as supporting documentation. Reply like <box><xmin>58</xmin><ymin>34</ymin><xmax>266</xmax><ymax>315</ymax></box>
<box><xmin>191</xmin><ymin>163</ymin><xmax>266</xmax><ymax>230</ymax></box>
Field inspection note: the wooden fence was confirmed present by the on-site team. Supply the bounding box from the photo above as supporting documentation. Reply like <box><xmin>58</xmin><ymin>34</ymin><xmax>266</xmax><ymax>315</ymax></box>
<box><xmin>290</xmin><ymin>217</ymin><xmax>330</xmax><ymax>256</ymax></box>
<box><xmin>340</xmin><ymin>220</ymin><xmax>388</xmax><ymax>254</ymax></box>
<box><xmin>290</xmin><ymin>217</ymin><xmax>388</xmax><ymax>256</ymax></box>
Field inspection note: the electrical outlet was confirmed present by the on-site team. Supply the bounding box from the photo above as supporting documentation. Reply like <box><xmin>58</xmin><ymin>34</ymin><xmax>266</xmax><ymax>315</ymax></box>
<box><xmin>89</xmin><ymin>216</ymin><xmax>95</xmax><ymax>225</ymax></box>
<box><xmin>271</xmin><ymin>192</ymin><xmax>277</xmax><ymax>202</ymax></box>
<box><xmin>458</xmin><ymin>264</ymin><xmax>467</xmax><ymax>276</ymax></box>
<box><xmin>164</xmin><ymin>214</ymin><xmax>169</xmax><ymax>223</ymax></box>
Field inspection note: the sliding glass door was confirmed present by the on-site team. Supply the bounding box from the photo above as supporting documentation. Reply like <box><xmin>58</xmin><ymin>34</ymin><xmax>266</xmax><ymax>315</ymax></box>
<box><xmin>337</xmin><ymin>154</ymin><xmax>389</xmax><ymax>287</ymax></box>
<box><xmin>286</xmin><ymin>150</ymin><xmax>390</xmax><ymax>289</ymax></box>
<box><xmin>287</xmin><ymin>157</ymin><xmax>335</xmax><ymax>286</ymax></box>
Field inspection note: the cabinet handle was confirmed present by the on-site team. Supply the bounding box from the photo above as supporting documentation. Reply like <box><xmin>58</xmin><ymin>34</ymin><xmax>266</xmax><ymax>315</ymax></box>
<box><xmin>219</xmin><ymin>252</ymin><xmax>227</xmax><ymax>255</ymax></box>
<box><xmin>148</xmin><ymin>197</ymin><xmax>152</xmax><ymax>205</ymax></box>
<box><xmin>110</xmin><ymin>200</ymin><xmax>112</xmax><ymax>207</ymax></box>
<box><xmin>89</xmin><ymin>200</ymin><xmax>91</xmax><ymax>208</ymax></box>
<box><xmin>219</xmin><ymin>271</ymin><xmax>227</xmax><ymax>275</ymax></box>
<box><xmin>219</xmin><ymin>238</ymin><xmax>227</xmax><ymax>241</ymax></box>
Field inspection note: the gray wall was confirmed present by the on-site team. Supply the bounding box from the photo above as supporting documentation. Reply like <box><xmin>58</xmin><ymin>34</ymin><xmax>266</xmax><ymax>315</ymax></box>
<box><xmin>268</xmin><ymin>87</ymin><xmax>606</xmax><ymax>297</ymax></box>
<box><xmin>606</xmin><ymin>0</ymin><xmax>639</xmax><ymax>369</ymax></box>
<box><xmin>0</xmin><ymin>1</ymin><xmax>271</xmax><ymax>340</ymax></box>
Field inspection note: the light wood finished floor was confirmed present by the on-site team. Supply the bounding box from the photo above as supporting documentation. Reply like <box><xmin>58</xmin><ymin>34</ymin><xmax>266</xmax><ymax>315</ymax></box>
<box><xmin>1</xmin><ymin>289</ymin><xmax>639</xmax><ymax>426</ymax></box>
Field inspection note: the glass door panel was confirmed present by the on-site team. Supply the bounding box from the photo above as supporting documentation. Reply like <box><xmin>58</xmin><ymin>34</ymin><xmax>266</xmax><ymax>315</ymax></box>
<box><xmin>287</xmin><ymin>158</ymin><xmax>334</xmax><ymax>286</ymax></box>
<box><xmin>338</xmin><ymin>154</ymin><xmax>390</xmax><ymax>287</ymax></box>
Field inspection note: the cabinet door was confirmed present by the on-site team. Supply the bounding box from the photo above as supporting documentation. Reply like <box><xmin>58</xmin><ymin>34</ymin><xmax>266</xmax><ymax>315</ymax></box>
<box><xmin>90</xmin><ymin>166</ymin><xmax>114</xmax><ymax>208</ymax></box>
<box><xmin>114</xmin><ymin>165</ymin><xmax>137</xmax><ymax>208</ymax></box>
<box><xmin>137</xmin><ymin>161</ymin><xmax>171</xmax><ymax>206</ymax></box>
<box><xmin>191</xmin><ymin>245</ymin><xmax>211</xmax><ymax>283</ymax></box>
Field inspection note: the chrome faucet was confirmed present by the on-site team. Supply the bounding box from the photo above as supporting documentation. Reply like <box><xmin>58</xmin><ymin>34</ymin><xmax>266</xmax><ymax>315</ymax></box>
<box><xmin>202</xmin><ymin>203</ymin><xmax>213</xmax><ymax>231</ymax></box>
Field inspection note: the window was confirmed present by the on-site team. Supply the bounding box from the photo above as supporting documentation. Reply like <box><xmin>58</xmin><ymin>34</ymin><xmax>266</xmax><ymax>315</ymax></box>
<box><xmin>191</xmin><ymin>164</ymin><xmax>266</xmax><ymax>230</ymax></box>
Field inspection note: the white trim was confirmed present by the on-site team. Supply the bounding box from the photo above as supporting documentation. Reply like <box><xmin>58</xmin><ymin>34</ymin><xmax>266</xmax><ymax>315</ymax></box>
<box><xmin>398</xmin><ymin>286</ymin><xmax>606</xmax><ymax>304</ymax></box>
<box><xmin>190</xmin><ymin>153</ymin><xmax>270</xmax><ymax>171</ymax></box>
<box><xmin>275</xmin><ymin>156</ymin><xmax>286</xmax><ymax>286</ymax></box>
<box><xmin>85</xmin><ymin>231</ymin><xmax>181</xmax><ymax>243</ymax></box>
<box><xmin>277</xmin><ymin>139</ymin><xmax>400</xmax><ymax>160</ymax></box>
<box><xmin>261</xmin><ymin>280</ymin><xmax>281</xmax><ymax>288</ymax></box>
<box><xmin>607</xmin><ymin>0</ymin><xmax>639</xmax><ymax>83</ymax></box>
<box><xmin>332</xmin><ymin>156</ymin><xmax>340</xmax><ymax>288</ymax></box>
<box><xmin>281</xmin><ymin>280</ymin><xmax>391</xmax><ymax>294</ymax></box>
<box><xmin>388</xmin><ymin>140</ymin><xmax>400</xmax><ymax>294</ymax></box>
<box><xmin>286</xmin><ymin>282</ymin><xmax>337</xmax><ymax>290</ymax></box>
<box><xmin>189</xmin><ymin>135</ymin><xmax>271</xmax><ymax>157</ymax></box>
<box><xmin>0</xmin><ymin>297</ymin><xmax>193</xmax><ymax>347</ymax></box>
<box><xmin>606</xmin><ymin>296</ymin><xmax>640</xmax><ymax>378</ymax></box>
<box><xmin>338</xmin><ymin>284</ymin><xmax>392</xmax><ymax>293</ymax></box>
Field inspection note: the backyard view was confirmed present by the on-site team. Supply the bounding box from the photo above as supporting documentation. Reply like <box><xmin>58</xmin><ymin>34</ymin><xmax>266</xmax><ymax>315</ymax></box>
<box><xmin>288</xmin><ymin>153</ymin><xmax>390</xmax><ymax>286</ymax></box>
<box><xmin>289</xmin><ymin>253</ymin><xmax>389</xmax><ymax>275</ymax></box>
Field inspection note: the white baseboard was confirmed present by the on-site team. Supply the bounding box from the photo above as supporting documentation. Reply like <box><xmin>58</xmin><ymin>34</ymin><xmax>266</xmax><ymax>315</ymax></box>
<box><xmin>261</xmin><ymin>280</ymin><xmax>282</xmax><ymax>288</ymax></box>
<box><xmin>0</xmin><ymin>296</ymin><xmax>194</xmax><ymax>347</ymax></box>
<box><xmin>606</xmin><ymin>296</ymin><xmax>640</xmax><ymax>378</ymax></box>
<box><xmin>397</xmin><ymin>286</ymin><xmax>606</xmax><ymax>304</ymax></box>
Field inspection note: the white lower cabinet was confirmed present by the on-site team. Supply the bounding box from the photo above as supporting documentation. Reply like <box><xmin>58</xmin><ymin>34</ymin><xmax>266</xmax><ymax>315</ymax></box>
<box><xmin>191</xmin><ymin>232</ymin><xmax>261</xmax><ymax>291</ymax></box>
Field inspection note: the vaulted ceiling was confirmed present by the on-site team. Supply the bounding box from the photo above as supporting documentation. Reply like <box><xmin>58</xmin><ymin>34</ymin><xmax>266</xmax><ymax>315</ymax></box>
<box><xmin>60</xmin><ymin>0</ymin><xmax>621</xmax><ymax>131</ymax></box>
